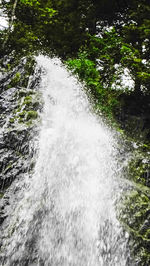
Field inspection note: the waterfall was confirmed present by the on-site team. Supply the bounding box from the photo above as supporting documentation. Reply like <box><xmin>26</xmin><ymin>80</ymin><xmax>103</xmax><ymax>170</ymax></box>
<box><xmin>1</xmin><ymin>56</ymin><xmax>131</xmax><ymax>266</ymax></box>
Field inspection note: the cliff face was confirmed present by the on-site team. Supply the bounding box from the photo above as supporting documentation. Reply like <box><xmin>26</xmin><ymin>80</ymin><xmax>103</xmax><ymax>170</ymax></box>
<box><xmin>117</xmin><ymin>95</ymin><xmax>150</xmax><ymax>265</ymax></box>
<box><xmin>0</xmin><ymin>55</ymin><xmax>41</xmax><ymax>224</ymax></box>
<box><xmin>120</xmin><ymin>145</ymin><xmax>150</xmax><ymax>265</ymax></box>
<box><xmin>0</xmin><ymin>54</ymin><xmax>150</xmax><ymax>265</ymax></box>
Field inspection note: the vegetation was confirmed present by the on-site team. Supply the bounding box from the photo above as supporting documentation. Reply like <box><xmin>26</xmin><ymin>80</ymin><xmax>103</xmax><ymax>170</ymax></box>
<box><xmin>0</xmin><ymin>0</ymin><xmax>150</xmax><ymax>264</ymax></box>
<box><xmin>1</xmin><ymin>0</ymin><xmax>150</xmax><ymax>139</ymax></box>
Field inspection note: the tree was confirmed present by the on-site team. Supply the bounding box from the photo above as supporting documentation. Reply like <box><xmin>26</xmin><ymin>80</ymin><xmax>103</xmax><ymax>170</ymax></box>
<box><xmin>0</xmin><ymin>0</ymin><xmax>57</xmax><ymax>56</ymax></box>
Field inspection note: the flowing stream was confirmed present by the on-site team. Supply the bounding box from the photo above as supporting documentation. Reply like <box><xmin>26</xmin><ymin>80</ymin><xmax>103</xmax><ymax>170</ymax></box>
<box><xmin>1</xmin><ymin>56</ymin><xmax>131</xmax><ymax>265</ymax></box>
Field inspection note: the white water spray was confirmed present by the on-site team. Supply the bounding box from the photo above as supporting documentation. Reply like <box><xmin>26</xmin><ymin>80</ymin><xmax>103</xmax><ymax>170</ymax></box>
<box><xmin>1</xmin><ymin>56</ymin><xmax>131</xmax><ymax>265</ymax></box>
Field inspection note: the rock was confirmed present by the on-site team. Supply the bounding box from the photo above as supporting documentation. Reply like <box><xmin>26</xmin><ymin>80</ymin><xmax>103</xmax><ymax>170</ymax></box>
<box><xmin>139</xmin><ymin>215</ymin><xmax>150</xmax><ymax>234</ymax></box>
<box><xmin>0</xmin><ymin>55</ymin><xmax>40</xmax><ymax>227</ymax></box>
<box><xmin>3</xmin><ymin>128</ymin><xmax>31</xmax><ymax>154</ymax></box>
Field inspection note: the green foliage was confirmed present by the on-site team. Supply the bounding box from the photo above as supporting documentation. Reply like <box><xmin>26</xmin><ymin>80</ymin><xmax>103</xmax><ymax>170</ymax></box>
<box><xmin>137</xmin><ymin>72</ymin><xmax>150</xmax><ymax>81</ymax></box>
<box><xmin>67</xmin><ymin>52</ymin><xmax>100</xmax><ymax>87</ymax></box>
<box><xmin>67</xmin><ymin>50</ymin><xmax>120</xmax><ymax>118</ymax></box>
<box><xmin>1</xmin><ymin>0</ymin><xmax>57</xmax><ymax>56</ymax></box>
<box><xmin>1</xmin><ymin>0</ymin><xmax>150</xmax><ymax>124</ymax></box>
<box><xmin>20</xmin><ymin>0</ymin><xmax>39</xmax><ymax>6</ymax></box>
<box><xmin>19</xmin><ymin>0</ymin><xmax>57</xmax><ymax>21</ymax></box>
<box><xmin>82</xmin><ymin>30</ymin><xmax>123</xmax><ymax>89</ymax></box>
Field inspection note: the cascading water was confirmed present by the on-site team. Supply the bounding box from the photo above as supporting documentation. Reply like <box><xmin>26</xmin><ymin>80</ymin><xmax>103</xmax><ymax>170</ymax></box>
<box><xmin>1</xmin><ymin>56</ymin><xmax>132</xmax><ymax>266</ymax></box>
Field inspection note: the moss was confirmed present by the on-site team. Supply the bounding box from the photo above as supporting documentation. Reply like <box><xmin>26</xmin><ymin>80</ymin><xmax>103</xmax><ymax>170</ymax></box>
<box><xmin>29</xmin><ymin>160</ymin><xmax>36</xmax><ymax>170</ymax></box>
<box><xmin>25</xmin><ymin>121</ymin><xmax>33</xmax><ymax>127</ymax></box>
<box><xmin>127</xmin><ymin>148</ymin><xmax>150</xmax><ymax>187</ymax></box>
<box><xmin>18</xmin><ymin>90</ymin><xmax>28</xmax><ymax>97</ymax></box>
<box><xmin>120</xmin><ymin>187</ymin><xmax>150</xmax><ymax>264</ymax></box>
<box><xmin>6</xmin><ymin>63</ymin><xmax>11</xmax><ymax>71</ymax></box>
<box><xmin>23</xmin><ymin>95</ymin><xmax>32</xmax><ymax>105</ymax></box>
<box><xmin>16</xmin><ymin>110</ymin><xmax>38</xmax><ymax>124</ymax></box>
<box><xmin>9</xmin><ymin>118</ymin><xmax>15</xmax><ymax>123</ymax></box>
<box><xmin>145</xmin><ymin>229</ymin><xmax>150</xmax><ymax>239</ymax></box>
<box><xmin>13</xmin><ymin>106</ymin><xmax>22</xmax><ymax>114</ymax></box>
<box><xmin>0</xmin><ymin>192</ymin><xmax>4</xmax><ymax>199</ymax></box>
<box><xmin>11</xmin><ymin>72</ymin><xmax>21</xmax><ymax>87</ymax></box>
<box><xmin>26</xmin><ymin>110</ymin><xmax>38</xmax><ymax>120</ymax></box>
<box><xmin>6</xmin><ymin>84</ymin><xmax>12</xmax><ymax>89</ymax></box>
<box><xmin>19</xmin><ymin>110</ymin><xmax>26</xmax><ymax>118</ymax></box>
<box><xmin>4</xmin><ymin>163</ymin><xmax>13</xmax><ymax>174</ymax></box>
<box><xmin>17</xmin><ymin>89</ymin><xmax>34</xmax><ymax>98</ymax></box>
<box><xmin>10</xmin><ymin>93</ymin><xmax>39</xmax><ymax>126</ymax></box>
<box><xmin>32</xmin><ymin>100</ymin><xmax>40</xmax><ymax>109</ymax></box>
<box><xmin>18</xmin><ymin>117</ymin><xmax>24</xmax><ymax>123</ymax></box>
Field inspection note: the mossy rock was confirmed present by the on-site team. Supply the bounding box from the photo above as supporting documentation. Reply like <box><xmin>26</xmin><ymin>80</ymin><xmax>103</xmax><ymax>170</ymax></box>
<box><xmin>19</xmin><ymin>111</ymin><xmax>26</xmax><ymax>118</ymax></box>
<box><xmin>145</xmin><ymin>229</ymin><xmax>150</xmax><ymax>239</ymax></box>
<box><xmin>4</xmin><ymin>163</ymin><xmax>13</xmax><ymax>174</ymax></box>
<box><xmin>120</xmin><ymin>187</ymin><xmax>150</xmax><ymax>264</ymax></box>
<box><xmin>9</xmin><ymin>118</ymin><xmax>15</xmax><ymax>124</ymax></box>
<box><xmin>0</xmin><ymin>192</ymin><xmax>4</xmax><ymax>199</ymax></box>
<box><xmin>23</xmin><ymin>95</ymin><xmax>32</xmax><ymax>105</ymax></box>
<box><xmin>7</xmin><ymin>72</ymin><xmax>21</xmax><ymax>89</ymax></box>
<box><xmin>127</xmin><ymin>148</ymin><xmax>150</xmax><ymax>187</ymax></box>
<box><xmin>17</xmin><ymin>89</ymin><xmax>34</xmax><ymax>98</ymax></box>
<box><xmin>26</xmin><ymin>110</ymin><xmax>38</xmax><ymax>120</ymax></box>
<box><xmin>8</xmin><ymin>89</ymin><xmax>40</xmax><ymax>127</ymax></box>
<box><xmin>17</xmin><ymin>110</ymin><xmax>38</xmax><ymax>124</ymax></box>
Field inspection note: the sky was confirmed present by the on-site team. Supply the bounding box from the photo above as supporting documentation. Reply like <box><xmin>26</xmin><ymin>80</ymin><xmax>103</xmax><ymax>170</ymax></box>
<box><xmin>0</xmin><ymin>1</ymin><xmax>9</xmax><ymax>30</ymax></box>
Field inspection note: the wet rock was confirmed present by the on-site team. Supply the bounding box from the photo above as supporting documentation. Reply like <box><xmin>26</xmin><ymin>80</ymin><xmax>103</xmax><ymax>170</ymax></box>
<box><xmin>120</xmin><ymin>186</ymin><xmax>150</xmax><ymax>265</ymax></box>
<box><xmin>139</xmin><ymin>215</ymin><xmax>150</xmax><ymax>234</ymax></box>
<box><xmin>0</xmin><ymin>149</ymin><xmax>18</xmax><ymax>173</ymax></box>
<box><xmin>0</xmin><ymin>55</ymin><xmax>41</xmax><ymax>227</ymax></box>
<box><xmin>3</xmin><ymin>129</ymin><xmax>31</xmax><ymax>154</ymax></box>
<box><xmin>0</xmin><ymin>211</ymin><xmax>7</xmax><ymax>225</ymax></box>
<box><xmin>0</xmin><ymin>138</ymin><xmax>5</xmax><ymax>149</ymax></box>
